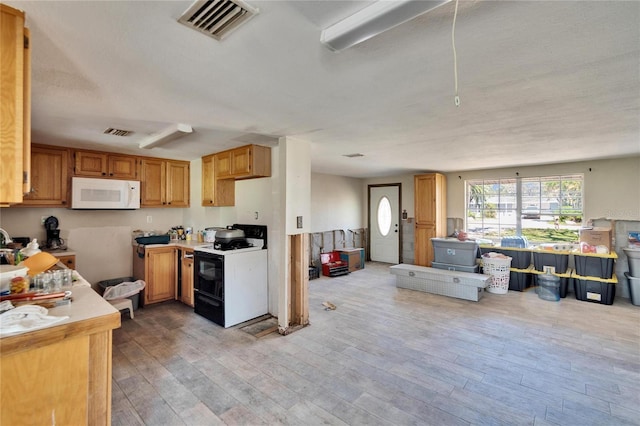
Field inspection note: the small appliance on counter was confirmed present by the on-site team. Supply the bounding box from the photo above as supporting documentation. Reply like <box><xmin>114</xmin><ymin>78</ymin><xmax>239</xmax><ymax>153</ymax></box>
<box><xmin>44</xmin><ymin>216</ymin><xmax>66</xmax><ymax>250</ymax></box>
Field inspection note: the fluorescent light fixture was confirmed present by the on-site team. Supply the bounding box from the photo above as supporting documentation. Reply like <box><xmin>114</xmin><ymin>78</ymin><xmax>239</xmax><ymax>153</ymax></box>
<box><xmin>138</xmin><ymin>123</ymin><xmax>193</xmax><ymax>149</ymax></box>
<box><xmin>321</xmin><ymin>0</ymin><xmax>451</xmax><ymax>52</ymax></box>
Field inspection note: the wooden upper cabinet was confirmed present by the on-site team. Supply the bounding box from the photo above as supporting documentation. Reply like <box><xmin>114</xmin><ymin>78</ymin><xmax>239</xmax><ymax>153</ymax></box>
<box><xmin>215</xmin><ymin>144</ymin><xmax>271</xmax><ymax>180</ymax></box>
<box><xmin>201</xmin><ymin>154</ymin><xmax>233</xmax><ymax>206</ymax></box>
<box><xmin>140</xmin><ymin>158</ymin><xmax>189</xmax><ymax>207</ymax></box>
<box><xmin>140</xmin><ymin>158</ymin><xmax>165</xmax><ymax>207</ymax></box>
<box><xmin>415</xmin><ymin>174</ymin><xmax>443</xmax><ymax>224</ymax></box>
<box><xmin>215</xmin><ymin>150</ymin><xmax>232</xmax><ymax>179</ymax></box>
<box><xmin>74</xmin><ymin>150</ymin><xmax>138</xmax><ymax>179</ymax></box>
<box><xmin>0</xmin><ymin>4</ymin><xmax>30</xmax><ymax>205</ymax></box>
<box><xmin>20</xmin><ymin>145</ymin><xmax>70</xmax><ymax>207</ymax></box>
<box><xmin>414</xmin><ymin>173</ymin><xmax>447</xmax><ymax>266</ymax></box>
<box><xmin>166</xmin><ymin>160</ymin><xmax>189</xmax><ymax>207</ymax></box>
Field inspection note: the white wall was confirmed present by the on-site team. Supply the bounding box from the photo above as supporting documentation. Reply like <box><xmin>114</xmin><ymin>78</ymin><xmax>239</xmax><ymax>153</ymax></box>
<box><xmin>310</xmin><ymin>173</ymin><xmax>364</xmax><ymax>232</ymax></box>
<box><xmin>0</xmin><ymin>207</ymin><xmax>184</xmax><ymax>286</ymax></box>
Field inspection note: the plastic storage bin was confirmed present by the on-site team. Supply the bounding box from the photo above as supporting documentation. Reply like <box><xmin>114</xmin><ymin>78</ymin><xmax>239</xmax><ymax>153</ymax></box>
<box><xmin>572</xmin><ymin>271</ymin><xmax>617</xmax><ymax>305</ymax></box>
<box><xmin>508</xmin><ymin>267</ymin><xmax>533</xmax><ymax>292</ymax></box>
<box><xmin>98</xmin><ymin>276</ymin><xmax>140</xmax><ymax>310</ymax></box>
<box><xmin>431</xmin><ymin>238</ymin><xmax>479</xmax><ymax>266</ymax></box>
<box><xmin>431</xmin><ymin>261</ymin><xmax>479</xmax><ymax>273</ymax></box>
<box><xmin>573</xmin><ymin>252</ymin><xmax>616</xmax><ymax>279</ymax></box>
<box><xmin>531</xmin><ymin>269</ymin><xmax>571</xmax><ymax>298</ymax></box>
<box><xmin>480</xmin><ymin>246</ymin><xmax>532</xmax><ymax>269</ymax></box>
<box><xmin>532</xmin><ymin>251</ymin><xmax>569</xmax><ymax>274</ymax></box>
<box><xmin>500</xmin><ymin>236</ymin><xmax>528</xmax><ymax>248</ymax></box>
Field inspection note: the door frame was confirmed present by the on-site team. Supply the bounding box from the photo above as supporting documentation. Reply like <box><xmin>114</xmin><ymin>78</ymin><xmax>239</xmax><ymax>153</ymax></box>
<box><xmin>367</xmin><ymin>183</ymin><xmax>402</xmax><ymax>263</ymax></box>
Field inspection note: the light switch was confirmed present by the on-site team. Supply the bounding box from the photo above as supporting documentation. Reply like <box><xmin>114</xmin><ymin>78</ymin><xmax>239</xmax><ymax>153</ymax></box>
<box><xmin>296</xmin><ymin>216</ymin><xmax>303</xmax><ymax>228</ymax></box>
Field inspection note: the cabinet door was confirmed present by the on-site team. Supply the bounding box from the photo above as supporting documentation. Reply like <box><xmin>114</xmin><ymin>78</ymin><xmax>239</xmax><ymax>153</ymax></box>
<box><xmin>215</xmin><ymin>151</ymin><xmax>232</xmax><ymax>178</ymax></box>
<box><xmin>0</xmin><ymin>5</ymin><xmax>28</xmax><ymax>204</ymax></box>
<box><xmin>108</xmin><ymin>155</ymin><xmax>137</xmax><ymax>179</ymax></box>
<box><xmin>181</xmin><ymin>250</ymin><xmax>194</xmax><ymax>307</ymax></box>
<box><xmin>21</xmin><ymin>145</ymin><xmax>69</xmax><ymax>206</ymax></box>
<box><xmin>57</xmin><ymin>255</ymin><xmax>75</xmax><ymax>270</ymax></box>
<box><xmin>145</xmin><ymin>247</ymin><xmax>176</xmax><ymax>304</ymax></box>
<box><xmin>234</xmin><ymin>145</ymin><xmax>271</xmax><ymax>179</ymax></box>
<box><xmin>202</xmin><ymin>154</ymin><xmax>234</xmax><ymax>207</ymax></box>
<box><xmin>140</xmin><ymin>159</ymin><xmax>165</xmax><ymax>207</ymax></box>
<box><xmin>201</xmin><ymin>155</ymin><xmax>215</xmax><ymax>206</ymax></box>
<box><xmin>230</xmin><ymin>146</ymin><xmax>252</xmax><ymax>176</ymax></box>
<box><xmin>166</xmin><ymin>161</ymin><xmax>189</xmax><ymax>207</ymax></box>
<box><xmin>415</xmin><ymin>174</ymin><xmax>437</xmax><ymax>224</ymax></box>
<box><xmin>75</xmin><ymin>151</ymin><xmax>107</xmax><ymax>177</ymax></box>
<box><xmin>415</xmin><ymin>223</ymin><xmax>436</xmax><ymax>267</ymax></box>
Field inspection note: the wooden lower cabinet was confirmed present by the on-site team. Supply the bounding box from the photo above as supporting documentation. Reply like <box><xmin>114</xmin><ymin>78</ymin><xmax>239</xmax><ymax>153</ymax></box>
<box><xmin>0</xmin><ymin>287</ymin><xmax>120</xmax><ymax>426</ymax></box>
<box><xmin>57</xmin><ymin>254</ymin><xmax>75</xmax><ymax>270</ymax></box>
<box><xmin>415</xmin><ymin>223</ymin><xmax>437</xmax><ymax>267</ymax></box>
<box><xmin>132</xmin><ymin>246</ymin><xmax>177</xmax><ymax>305</ymax></box>
<box><xmin>181</xmin><ymin>249</ymin><xmax>194</xmax><ymax>307</ymax></box>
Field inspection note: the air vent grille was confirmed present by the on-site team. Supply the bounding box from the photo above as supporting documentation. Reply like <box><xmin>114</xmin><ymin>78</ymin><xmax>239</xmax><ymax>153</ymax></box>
<box><xmin>104</xmin><ymin>128</ymin><xmax>133</xmax><ymax>137</ymax></box>
<box><xmin>178</xmin><ymin>0</ymin><xmax>258</xmax><ymax>41</ymax></box>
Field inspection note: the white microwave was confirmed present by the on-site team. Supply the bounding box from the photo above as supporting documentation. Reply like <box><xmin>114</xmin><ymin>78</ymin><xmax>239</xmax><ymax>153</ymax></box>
<box><xmin>71</xmin><ymin>177</ymin><xmax>140</xmax><ymax>209</ymax></box>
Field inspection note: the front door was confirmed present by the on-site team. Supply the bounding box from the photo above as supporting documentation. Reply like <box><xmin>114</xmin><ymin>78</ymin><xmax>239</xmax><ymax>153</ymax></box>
<box><xmin>369</xmin><ymin>185</ymin><xmax>400</xmax><ymax>263</ymax></box>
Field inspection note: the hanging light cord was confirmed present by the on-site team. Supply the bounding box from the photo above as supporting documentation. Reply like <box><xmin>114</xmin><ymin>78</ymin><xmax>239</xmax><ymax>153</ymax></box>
<box><xmin>452</xmin><ymin>0</ymin><xmax>460</xmax><ymax>107</ymax></box>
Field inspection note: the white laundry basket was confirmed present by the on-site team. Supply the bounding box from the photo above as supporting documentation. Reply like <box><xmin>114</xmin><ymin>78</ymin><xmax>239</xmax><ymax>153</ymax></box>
<box><xmin>482</xmin><ymin>255</ymin><xmax>512</xmax><ymax>294</ymax></box>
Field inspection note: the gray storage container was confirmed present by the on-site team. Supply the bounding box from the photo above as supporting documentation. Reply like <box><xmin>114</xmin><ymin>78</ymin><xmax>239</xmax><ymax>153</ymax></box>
<box><xmin>431</xmin><ymin>238</ymin><xmax>479</xmax><ymax>266</ymax></box>
<box><xmin>431</xmin><ymin>261</ymin><xmax>479</xmax><ymax>273</ymax></box>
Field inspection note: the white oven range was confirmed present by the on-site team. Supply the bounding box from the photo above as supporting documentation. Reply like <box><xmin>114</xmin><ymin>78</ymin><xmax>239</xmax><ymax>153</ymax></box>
<box><xmin>193</xmin><ymin>225</ymin><xmax>268</xmax><ymax>328</ymax></box>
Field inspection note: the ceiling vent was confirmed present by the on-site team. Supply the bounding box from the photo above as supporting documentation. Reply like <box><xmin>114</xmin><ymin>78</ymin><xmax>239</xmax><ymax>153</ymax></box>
<box><xmin>178</xmin><ymin>0</ymin><xmax>259</xmax><ymax>41</ymax></box>
<box><xmin>104</xmin><ymin>128</ymin><xmax>133</xmax><ymax>137</ymax></box>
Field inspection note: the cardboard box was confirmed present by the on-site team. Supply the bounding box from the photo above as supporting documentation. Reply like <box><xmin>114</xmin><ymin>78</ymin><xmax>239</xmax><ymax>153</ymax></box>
<box><xmin>337</xmin><ymin>248</ymin><xmax>364</xmax><ymax>272</ymax></box>
<box><xmin>579</xmin><ymin>228</ymin><xmax>612</xmax><ymax>251</ymax></box>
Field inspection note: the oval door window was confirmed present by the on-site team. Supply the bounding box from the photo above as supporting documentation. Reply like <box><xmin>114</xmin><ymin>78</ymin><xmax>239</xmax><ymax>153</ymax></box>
<box><xmin>377</xmin><ymin>196</ymin><xmax>392</xmax><ymax>236</ymax></box>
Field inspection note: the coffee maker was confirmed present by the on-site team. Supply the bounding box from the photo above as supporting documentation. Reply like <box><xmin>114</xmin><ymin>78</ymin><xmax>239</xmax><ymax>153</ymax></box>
<box><xmin>44</xmin><ymin>216</ymin><xmax>65</xmax><ymax>250</ymax></box>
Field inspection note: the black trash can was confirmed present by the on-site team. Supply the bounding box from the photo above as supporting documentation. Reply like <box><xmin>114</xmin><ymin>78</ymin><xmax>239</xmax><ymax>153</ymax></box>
<box><xmin>97</xmin><ymin>276</ymin><xmax>140</xmax><ymax>310</ymax></box>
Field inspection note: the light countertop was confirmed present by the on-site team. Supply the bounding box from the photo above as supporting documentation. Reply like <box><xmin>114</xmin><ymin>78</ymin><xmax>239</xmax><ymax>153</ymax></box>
<box><xmin>0</xmin><ymin>276</ymin><xmax>120</xmax><ymax>353</ymax></box>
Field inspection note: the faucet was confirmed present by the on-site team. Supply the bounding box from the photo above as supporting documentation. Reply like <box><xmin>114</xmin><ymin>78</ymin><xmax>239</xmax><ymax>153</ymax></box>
<box><xmin>0</xmin><ymin>228</ymin><xmax>12</xmax><ymax>246</ymax></box>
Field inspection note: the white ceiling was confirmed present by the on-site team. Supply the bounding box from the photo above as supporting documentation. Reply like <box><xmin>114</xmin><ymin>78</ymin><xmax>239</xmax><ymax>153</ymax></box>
<box><xmin>8</xmin><ymin>0</ymin><xmax>640</xmax><ymax>178</ymax></box>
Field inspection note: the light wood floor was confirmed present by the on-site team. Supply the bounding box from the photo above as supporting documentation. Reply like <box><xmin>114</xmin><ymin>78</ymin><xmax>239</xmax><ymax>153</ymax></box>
<box><xmin>112</xmin><ymin>262</ymin><xmax>640</xmax><ymax>425</ymax></box>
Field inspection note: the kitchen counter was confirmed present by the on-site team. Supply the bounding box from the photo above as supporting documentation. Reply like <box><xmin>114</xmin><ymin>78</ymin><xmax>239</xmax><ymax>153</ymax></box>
<box><xmin>42</xmin><ymin>248</ymin><xmax>77</xmax><ymax>257</ymax></box>
<box><xmin>1</xmin><ymin>279</ymin><xmax>120</xmax><ymax>425</ymax></box>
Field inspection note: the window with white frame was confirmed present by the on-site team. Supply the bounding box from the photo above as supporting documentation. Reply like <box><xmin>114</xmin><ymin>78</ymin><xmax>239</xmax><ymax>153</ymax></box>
<box><xmin>465</xmin><ymin>174</ymin><xmax>584</xmax><ymax>244</ymax></box>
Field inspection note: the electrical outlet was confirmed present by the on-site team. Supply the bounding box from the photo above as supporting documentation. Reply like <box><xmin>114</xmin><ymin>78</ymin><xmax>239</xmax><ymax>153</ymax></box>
<box><xmin>296</xmin><ymin>216</ymin><xmax>303</xmax><ymax>229</ymax></box>
<box><xmin>146</xmin><ymin>215</ymin><xmax>152</xmax><ymax>224</ymax></box>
